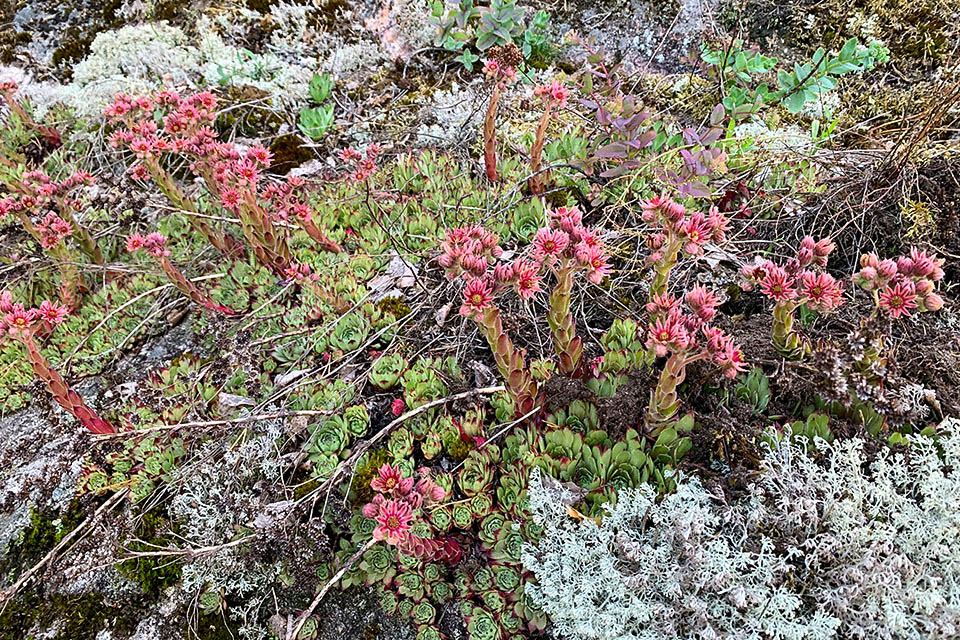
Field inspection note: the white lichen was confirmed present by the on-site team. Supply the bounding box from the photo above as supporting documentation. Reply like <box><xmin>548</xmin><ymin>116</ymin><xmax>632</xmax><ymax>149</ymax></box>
<box><xmin>523</xmin><ymin>426</ymin><xmax>960</xmax><ymax>639</ymax></box>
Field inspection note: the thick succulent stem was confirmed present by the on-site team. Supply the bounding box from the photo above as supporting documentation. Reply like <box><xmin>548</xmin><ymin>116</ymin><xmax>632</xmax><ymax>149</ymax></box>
<box><xmin>529</xmin><ymin>105</ymin><xmax>552</xmax><ymax>194</ymax></box>
<box><xmin>483</xmin><ymin>85</ymin><xmax>502</xmax><ymax>183</ymax></box>
<box><xmin>237</xmin><ymin>190</ymin><xmax>291</xmax><ymax>275</ymax></box>
<box><xmin>21</xmin><ymin>334</ymin><xmax>116</xmax><ymax>434</ymax></box>
<box><xmin>146</xmin><ymin>160</ymin><xmax>237</xmax><ymax>257</ymax></box>
<box><xmin>298</xmin><ymin>216</ymin><xmax>343</xmax><ymax>254</ymax></box>
<box><xmin>649</xmin><ymin>237</ymin><xmax>682</xmax><ymax>300</ymax></box>
<box><xmin>771</xmin><ymin>301</ymin><xmax>809</xmax><ymax>360</ymax></box>
<box><xmin>477</xmin><ymin>306</ymin><xmax>537</xmax><ymax>415</ymax></box>
<box><xmin>547</xmin><ymin>261</ymin><xmax>583</xmax><ymax>375</ymax></box>
<box><xmin>646</xmin><ymin>351</ymin><xmax>705</xmax><ymax>434</ymax></box>
<box><xmin>156</xmin><ymin>256</ymin><xmax>235</xmax><ymax>315</ymax></box>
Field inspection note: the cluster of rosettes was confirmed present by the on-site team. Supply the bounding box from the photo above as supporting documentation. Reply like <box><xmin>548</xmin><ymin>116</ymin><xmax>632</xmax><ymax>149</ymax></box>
<box><xmin>742</xmin><ymin>236</ymin><xmax>845</xmax><ymax>313</ymax></box>
<box><xmin>361</xmin><ymin>464</ymin><xmax>458</xmax><ymax>561</ymax></box>
<box><xmin>642</xmin><ymin>195</ymin><xmax>730</xmax><ymax>258</ymax></box>
<box><xmin>644</xmin><ymin>287</ymin><xmax>747</xmax><ymax>378</ymax></box>
<box><xmin>0</xmin><ymin>170</ymin><xmax>94</xmax><ymax>220</ymax></box>
<box><xmin>853</xmin><ymin>248</ymin><xmax>945</xmax><ymax>318</ymax></box>
<box><xmin>0</xmin><ymin>292</ymin><xmax>69</xmax><ymax>339</ymax></box>
<box><xmin>439</xmin><ymin>207</ymin><xmax>610</xmax><ymax>320</ymax></box>
<box><xmin>125</xmin><ymin>232</ymin><xmax>170</xmax><ymax>258</ymax></box>
<box><xmin>533</xmin><ymin>80</ymin><xmax>569</xmax><ymax>109</ymax></box>
<box><xmin>339</xmin><ymin>144</ymin><xmax>382</xmax><ymax>183</ymax></box>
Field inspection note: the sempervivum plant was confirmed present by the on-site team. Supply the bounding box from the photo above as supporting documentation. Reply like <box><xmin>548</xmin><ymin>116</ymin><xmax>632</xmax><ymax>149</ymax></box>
<box><xmin>644</xmin><ymin>285</ymin><xmax>747</xmax><ymax>430</ymax></box>
<box><xmin>0</xmin><ymin>292</ymin><xmax>115</xmax><ymax>434</ymax></box>
<box><xmin>742</xmin><ymin>235</ymin><xmax>845</xmax><ymax>359</ymax></box>
<box><xmin>481</xmin><ymin>45</ymin><xmax>521</xmax><ymax>182</ymax></box>
<box><xmin>439</xmin><ymin>207</ymin><xmax>610</xmax><ymax>413</ymax></box>
<box><xmin>852</xmin><ymin>247</ymin><xmax>945</xmax><ymax>318</ymax></box>
<box><xmin>641</xmin><ymin>195</ymin><xmax>730</xmax><ymax>299</ymax></box>
<box><xmin>105</xmin><ymin>91</ymin><xmax>341</xmax><ymax>273</ymax></box>
<box><xmin>360</xmin><ymin>463</ymin><xmax>452</xmax><ymax>559</ymax></box>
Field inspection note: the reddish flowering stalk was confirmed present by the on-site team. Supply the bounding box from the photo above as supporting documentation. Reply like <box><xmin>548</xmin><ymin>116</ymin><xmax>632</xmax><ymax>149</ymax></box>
<box><xmin>106</xmin><ymin>91</ymin><xmax>347</xmax><ymax>273</ymax></box>
<box><xmin>440</xmin><ymin>225</ymin><xmax>538</xmax><ymax>413</ymax></box>
<box><xmin>644</xmin><ymin>299</ymin><xmax>746</xmax><ymax>431</ymax></box>
<box><xmin>481</xmin><ymin>57</ymin><xmax>518</xmax><ymax>182</ymax></box>
<box><xmin>538</xmin><ymin>206</ymin><xmax>610</xmax><ymax>375</ymax></box>
<box><xmin>361</xmin><ymin>464</ymin><xmax>449</xmax><ymax>559</ymax></box>
<box><xmin>12</xmin><ymin>170</ymin><xmax>104</xmax><ymax>264</ymax></box>
<box><xmin>641</xmin><ymin>195</ymin><xmax>730</xmax><ymax>300</ymax></box>
<box><xmin>743</xmin><ymin>236</ymin><xmax>844</xmax><ymax>359</ymax></box>
<box><xmin>530</xmin><ymin>80</ymin><xmax>569</xmax><ymax>194</ymax></box>
<box><xmin>127</xmin><ymin>233</ymin><xmax>235</xmax><ymax>315</ymax></box>
<box><xmin>0</xmin><ymin>293</ymin><xmax>116</xmax><ymax>434</ymax></box>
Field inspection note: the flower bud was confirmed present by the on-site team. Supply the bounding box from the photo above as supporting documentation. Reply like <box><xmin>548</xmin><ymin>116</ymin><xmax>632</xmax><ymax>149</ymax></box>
<box><xmin>860</xmin><ymin>253</ymin><xmax>880</xmax><ymax>269</ymax></box>
<box><xmin>924</xmin><ymin>293</ymin><xmax>944</xmax><ymax>312</ymax></box>
<box><xmin>915</xmin><ymin>279</ymin><xmax>934</xmax><ymax>295</ymax></box>
<box><xmin>897</xmin><ymin>256</ymin><xmax>915</xmax><ymax>276</ymax></box>
<box><xmin>877</xmin><ymin>260</ymin><xmax>898</xmax><ymax>280</ymax></box>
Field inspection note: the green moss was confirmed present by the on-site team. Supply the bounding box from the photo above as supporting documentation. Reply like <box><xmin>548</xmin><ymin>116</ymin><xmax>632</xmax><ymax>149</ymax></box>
<box><xmin>0</xmin><ymin>590</ymin><xmax>141</xmax><ymax>640</ymax></box>
<box><xmin>2</xmin><ymin>502</ymin><xmax>86</xmax><ymax>578</ymax></box>
<box><xmin>375</xmin><ymin>296</ymin><xmax>412</xmax><ymax>319</ymax></box>
<box><xmin>294</xmin><ymin>477</ymin><xmax>322</xmax><ymax>501</ymax></box>
<box><xmin>350</xmin><ymin>448</ymin><xmax>392</xmax><ymax>505</ymax></box>
<box><xmin>116</xmin><ymin>509</ymin><xmax>182</xmax><ymax>595</ymax></box>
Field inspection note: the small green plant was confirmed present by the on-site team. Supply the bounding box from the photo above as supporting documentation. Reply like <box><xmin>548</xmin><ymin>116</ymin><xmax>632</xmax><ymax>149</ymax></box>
<box><xmin>701</xmin><ymin>38</ymin><xmax>890</xmax><ymax>117</ymax></box>
<box><xmin>299</xmin><ymin>73</ymin><xmax>336</xmax><ymax>140</ymax></box>
<box><xmin>735</xmin><ymin>368</ymin><xmax>771</xmax><ymax>415</ymax></box>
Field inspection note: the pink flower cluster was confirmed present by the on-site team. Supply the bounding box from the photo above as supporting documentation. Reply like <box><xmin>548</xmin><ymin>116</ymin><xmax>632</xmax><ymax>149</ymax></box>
<box><xmin>35</xmin><ymin>212</ymin><xmax>72</xmax><ymax>249</ymax></box>
<box><xmin>0</xmin><ymin>292</ymin><xmax>69</xmax><ymax>340</ymax></box>
<box><xmin>853</xmin><ymin>248</ymin><xmax>945</xmax><ymax>318</ymax></box>
<box><xmin>107</xmin><ymin>90</ymin><xmax>313</xmax><ymax>227</ymax></box>
<box><xmin>483</xmin><ymin>59</ymin><xmax>518</xmax><ymax>86</ymax></box>
<box><xmin>126</xmin><ymin>232</ymin><xmax>170</xmax><ymax>258</ymax></box>
<box><xmin>642</xmin><ymin>195</ymin><xmax>730</xmax><ymax>258</ymax></box>
<box><xmin>644</xmin><ymin>286</ymin><xmax>746</xmax><ymax>378</ymax></box>
<box><xmin>439</xmin><ymin>206</ymin><xmax>610</xmax><ymax>320</ymax></box>
<box><xmin>0</xmin><ymin>170</ymin><xmax>93</xmax><ymax>220</ymax></box>
<box><xmin>361</xmin><ymin>464</ymin><xmax>455</xmax><ymax>560</ymax></box>
<box><xmin>534</xmin><ymin>80</ymin><xmax>569</xmax><ymax>109</ymax></box>
<box><xmin>339</xmin><ymin>144</ymin><xmax>382</xmax><ymax>182</ymax></box>
<box><xmin>742</xmin><ymin>236</ymin><xmax>845</xmax><ymax>313</ymax></box>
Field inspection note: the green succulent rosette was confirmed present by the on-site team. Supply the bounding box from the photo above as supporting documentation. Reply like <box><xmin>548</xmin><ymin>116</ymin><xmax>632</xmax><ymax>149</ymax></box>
<box><xmin>478</xmin><ymin>513</ymin><xmax>506</xmax><ymax>548</ymax></box>
<box><xmin>451</xmin><ymin>503</ymin><xmax>474</xmax><ymax>529</ymax></box>
<box><xmin>344</xmin><ymin>404</ymin><xmax>370</xmax><ymax>437</ymax></box>
<box><xmin>415</xmin><ymin>624</ymin><xmax>442</xmax><ymax>640</ymax></box>
<box><xmin>388</xmin><ymin>426</ymin><xmax>414</xmax><ymax>458</ymax></box>
<box><xmin>428</xmin><ymin>505</ymin><xmax>453</xmax><ymax>532</ymax></box>
<box><xmin>467</xmin><ymin>607</ymin><xmax>502</xmax><ymax>640</ymax></box>
<box><xmin>412</xmin><ymin>601</ymin><xmax>437</xmax><ymax>625</ymax></box>
<box><xmin>491</xmin><ymin>564</ymin><xmax>521</xmax><ymax>595</ymax></box>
